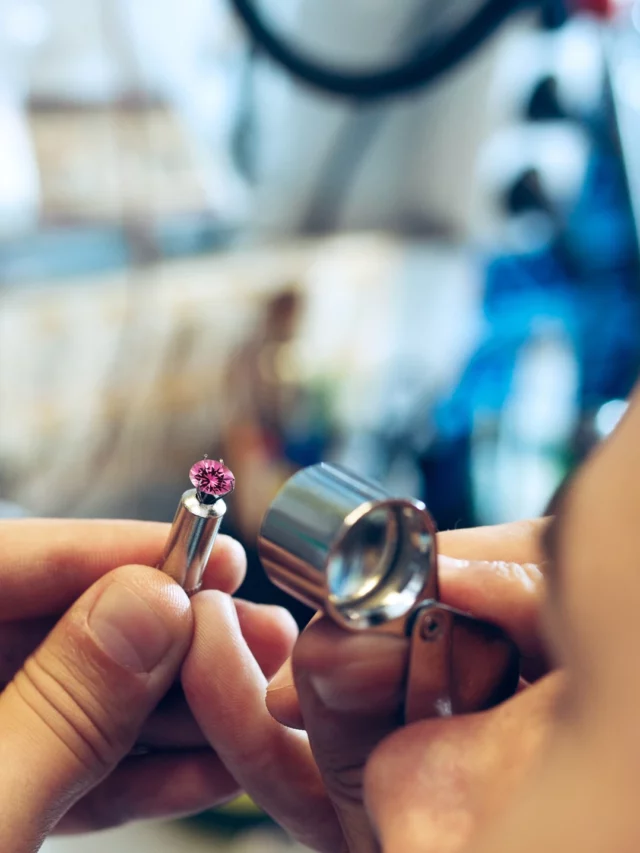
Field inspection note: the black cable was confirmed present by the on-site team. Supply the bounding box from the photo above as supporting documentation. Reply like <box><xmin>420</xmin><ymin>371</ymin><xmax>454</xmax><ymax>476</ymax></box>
<box><xmin>300</xmin><ymin>0</ymin><xmax>449</xmax><ymax>233</ymax></box>
<box><xmin>228</xmin><ymin>0</ymin><xmax>527</xmax><ymax>100</ymax></box>
<box><xmin>539</xmin><ymin>0</ymin><xmax>570</xmax><ymax>29</ymax></box>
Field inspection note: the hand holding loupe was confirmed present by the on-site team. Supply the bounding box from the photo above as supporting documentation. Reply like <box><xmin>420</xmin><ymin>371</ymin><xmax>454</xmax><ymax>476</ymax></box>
<box><xmin>258</xmin><ymin>463</ymin><xmax>519</xmax><ymax>723</ymax></box>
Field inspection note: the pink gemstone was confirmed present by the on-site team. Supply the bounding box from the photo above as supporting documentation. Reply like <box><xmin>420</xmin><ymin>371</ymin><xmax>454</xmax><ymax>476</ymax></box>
<box><xmin>189</xmin><ymin>458</ymin><xmax>235</xmax><ymax>498</ymax></box>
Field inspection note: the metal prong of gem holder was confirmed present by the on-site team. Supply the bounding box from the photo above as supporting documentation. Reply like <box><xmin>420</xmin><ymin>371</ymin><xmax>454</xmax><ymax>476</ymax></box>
<box><xmin>196</xmin><ymin>490</ymin><xmax>220</xmax><ymax>505</ymax></box>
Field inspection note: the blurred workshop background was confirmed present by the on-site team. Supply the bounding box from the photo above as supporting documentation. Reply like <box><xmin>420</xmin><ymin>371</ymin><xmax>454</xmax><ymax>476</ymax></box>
<box><xmin>0</xmin><ymin>0</ymin><xmax>638</xmax><ymax>849</ymax></box>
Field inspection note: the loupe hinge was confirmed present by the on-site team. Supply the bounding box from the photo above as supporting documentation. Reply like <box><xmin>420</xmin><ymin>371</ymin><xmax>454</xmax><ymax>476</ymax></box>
<box><xmin>403</xmin><ymin>601</ymin><xmax>521</xmax><ymax>724</ymax></box>
<box><xmin>403</xmin><ymin>600</ymin><xmax>455</xmax><ymax>724</ymax></box>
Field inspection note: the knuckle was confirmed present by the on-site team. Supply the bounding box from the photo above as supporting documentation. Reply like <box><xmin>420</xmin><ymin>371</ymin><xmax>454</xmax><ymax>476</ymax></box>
<box><xmin>308</xmin><ymin>737</ymin><xmax>371</xmax><ymax>805</ymax></box>
<box><xmin>322</xmin><ymin>759</ymin><xmax>366</xmax><ymax>805</ymax></box>
<box><xmin>13</xmin><ymin>647</ymin><xmax>125</xmax><ymax>774</ymax></box>
<box><xmin>228</xmin><ymin>735</ymin><xmax>274</xmax><ymax>771</ymax></box>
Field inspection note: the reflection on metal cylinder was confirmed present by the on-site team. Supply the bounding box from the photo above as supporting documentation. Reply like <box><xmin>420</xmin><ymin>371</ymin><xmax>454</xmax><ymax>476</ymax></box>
<box><xmin>157</xmin><ymin>489</ymin><xmax>227</xmax><ymax>595</ymax></box>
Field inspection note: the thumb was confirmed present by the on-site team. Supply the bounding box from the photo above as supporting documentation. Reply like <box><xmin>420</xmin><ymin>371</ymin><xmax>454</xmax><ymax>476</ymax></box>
<box><xmin>290</xmin><ymin>617</ymin><xmax>408</xmax><ymax>853</ymax></box>
<box><xmin>0</xmin><ymin>565</ymin><xmax>192</xmax><ymax>852</ymax></box>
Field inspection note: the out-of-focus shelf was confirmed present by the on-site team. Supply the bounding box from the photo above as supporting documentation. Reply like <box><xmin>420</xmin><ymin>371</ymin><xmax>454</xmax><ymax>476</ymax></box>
<box><xmin>0</xmin><ymin>217</ymin><xmax>238</xmax><ymax>284</ymax></box>
<box><xmin>0</xmin><ymin>233</ymin><xmax>411</xmax><ymax>517</ymax></box>
<box><xmin>0</xmin><ymin>100</ymin><xmax>245</xmax><ymax>270</ymax></box>
<box><xmin>30</xmin><ymin>103</ymin><xmax>210</xmax><ymax>222</ymax></box>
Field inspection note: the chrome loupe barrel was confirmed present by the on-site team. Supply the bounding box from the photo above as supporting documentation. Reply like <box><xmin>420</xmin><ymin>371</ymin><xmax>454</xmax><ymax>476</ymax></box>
<box><xmin>258</xmin><ymin>463</ymin><xmax>437</xmax><ymax>630</ymax></box>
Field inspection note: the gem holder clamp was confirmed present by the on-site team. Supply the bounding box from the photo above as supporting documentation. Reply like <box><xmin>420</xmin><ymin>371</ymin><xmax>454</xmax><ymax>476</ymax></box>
<box><xmin>157</xmin><ymin>458</ymin><xmax>235</xmax><ymax>596</ymax></box>
<box><xmin>133</xmin><ymin>459</ymin><xmax>235</xmax><ymax>756</ymax></box>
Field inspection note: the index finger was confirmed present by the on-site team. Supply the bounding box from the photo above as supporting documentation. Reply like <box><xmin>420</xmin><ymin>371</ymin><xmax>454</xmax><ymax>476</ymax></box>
<box><xmin>0</xmin><ymin>519</ymin><xmax>246</xmax><ymax>621</ymax></box>
<box><xmin>438</xmin><ymin>519</ymin><xmax>548</xmax><ymax>566</ymax></box>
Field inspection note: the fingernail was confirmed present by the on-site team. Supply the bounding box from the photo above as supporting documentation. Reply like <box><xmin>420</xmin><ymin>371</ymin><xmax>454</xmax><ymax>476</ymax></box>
<box><xmin>309</xmin><ymin>634</ymin><xmax>407</xmax><ymax>712</ymax></box>
<box><xmin>88</xmin><ymin>582</ymin><xmax>173</xmax><ymax>673</ymax></box>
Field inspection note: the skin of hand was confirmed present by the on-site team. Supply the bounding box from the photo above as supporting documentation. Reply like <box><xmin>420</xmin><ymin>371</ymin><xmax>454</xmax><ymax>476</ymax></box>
<box><xmin>0</xmin><ymin>519</ymin><xmax>297</xmax><ymax>850</ymax></box>
<box><xmin>182</xmin><ymin>384</ymin><xmax>640</xmax><ymax>853</ymax></box>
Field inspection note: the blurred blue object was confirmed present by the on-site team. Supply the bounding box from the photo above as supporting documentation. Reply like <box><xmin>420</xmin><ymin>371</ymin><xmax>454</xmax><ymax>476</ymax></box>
<box><xmin>564</xmin><ymin>150</ymin><xmax>638</xmax><ymax>274</ymax></box>
<box><xmin>425</xmin><ymin>129</ymin><xmax>640</xmax><ymax>526</ymax></box>
<box><xmin>438</xmin><ymin>113</ymin><xmax>640</xmax><ymax>438</ymax></box>
<box><xmin>0</xmin><ymin>500</ymin><xmax>29</xmax><ymax>518</ymax></box>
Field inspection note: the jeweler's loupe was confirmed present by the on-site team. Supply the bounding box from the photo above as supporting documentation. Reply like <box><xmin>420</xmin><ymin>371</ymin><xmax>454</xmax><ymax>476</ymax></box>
<box><xmin>258</xmin><ymin>463</ymin><xmax>437</xmax><ymax>631</ymax></box>
<box><xmin>258</xmin><ymin>463</ymin><xmax>520</xmax><ymax>723</ymax></box>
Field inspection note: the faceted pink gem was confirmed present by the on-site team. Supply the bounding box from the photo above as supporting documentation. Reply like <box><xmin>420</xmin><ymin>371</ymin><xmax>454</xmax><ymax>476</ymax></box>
<box><xmin>189</xmin><ymin>458</ymin><xmax>235</xmax><ymax>498</ymax></box>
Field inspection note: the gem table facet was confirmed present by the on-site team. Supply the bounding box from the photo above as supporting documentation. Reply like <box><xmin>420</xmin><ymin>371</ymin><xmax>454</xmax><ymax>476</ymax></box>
<box><xmin>189</xmin><ymin>458</ymin><xmax>235</xmax><ymax>498</ymax></box>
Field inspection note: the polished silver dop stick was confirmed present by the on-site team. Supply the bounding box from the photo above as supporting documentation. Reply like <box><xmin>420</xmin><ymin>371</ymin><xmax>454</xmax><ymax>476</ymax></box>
<box><xmin>157</xmin><ymin>457</ymin><xmax>235</xmax><ymax>596</ymax></box>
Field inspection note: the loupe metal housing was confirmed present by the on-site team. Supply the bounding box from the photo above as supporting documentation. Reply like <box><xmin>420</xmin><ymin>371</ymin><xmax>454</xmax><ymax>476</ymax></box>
<box><xmin>258</xmin><ymin>463</ymin><xmax>519</xmax><ymax>722</ymax></box>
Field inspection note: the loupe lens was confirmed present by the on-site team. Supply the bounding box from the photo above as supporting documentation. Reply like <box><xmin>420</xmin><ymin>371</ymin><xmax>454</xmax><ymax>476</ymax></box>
<box><xmin>327</xmin><ymin>506</ymin><xmax>398</xmax><ymax>602</ymax></box>
<box><xmin>327</xmin><ymin>502</ymin><xmax>433</xmax><ymax>629</ymax></box>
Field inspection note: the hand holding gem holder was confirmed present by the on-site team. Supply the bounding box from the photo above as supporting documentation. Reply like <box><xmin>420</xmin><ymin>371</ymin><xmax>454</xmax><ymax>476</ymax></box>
<box><xmin>258</xmin><ymin>463</ymin><xmax>520</xmax><ymax>723</ymax></box>
<box><xmin>157</xmin><ymin>458</ymin><xmax>235</xmax><ymax>596</ymax></box>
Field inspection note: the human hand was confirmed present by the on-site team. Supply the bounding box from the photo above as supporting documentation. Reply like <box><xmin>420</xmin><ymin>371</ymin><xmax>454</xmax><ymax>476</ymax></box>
<box><xmin>363</xmin><ymin>390</ymin><xmax>640</xmax><ymax>853</ymax></box>
<box><xmin>0</xmin><ymin>519</ymin><xmax>297</xmax><ymax>849</ymax></box>
<box><xmin>182</xmin><ymin>517</ymin><xmax>554</xmax><ymax>852</ymax></box>
<box><xmin>224</xmin><ymin>387</ymin><xmax>640</xmax><ymax>853</ymax></box>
